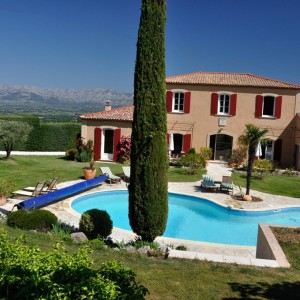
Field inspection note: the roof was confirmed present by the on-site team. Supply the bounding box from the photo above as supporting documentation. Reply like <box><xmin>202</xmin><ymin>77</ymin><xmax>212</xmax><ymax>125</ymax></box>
<box><xmin>166</xmin><ymin>71</ymin><xmax>300</xmax><ymax>89</ymax></box>
<box><xmin>80</xmin><ymin>105</ymin><xmax>134</xmax><ymax>121</ymax></box>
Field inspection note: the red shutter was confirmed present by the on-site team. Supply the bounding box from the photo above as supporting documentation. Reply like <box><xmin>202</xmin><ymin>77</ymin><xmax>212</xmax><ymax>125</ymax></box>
<box><xmin>275</xmin><ymin>96</ymin><xmax>282</xmax><ymax>118</ymax></box>
<box><xmin>255</xmin><ymin>95</ymin><xmax>263</xmax><ymax>117</ymax></box>
<box><xmin>166</xmin><ymin>91</ymin><xmax>173</xmax><ymax>112</ymax></box>
<box><xmin>211</xmin><ymin>93</ymin><xmax>218</xmax><ymax>115</ymax></box>
<box><xmin>94</xmin><ymin>128</ymin><xmax>101</xmax><ymax>160</ymax></box>
<box><xmin>230</xmin><ymin>93</ymin><xmax>237</xmax><ymax>116</ymax></box>
<box><xmin>183</xmin><ymin>134</ymin><xmax>191</xmax><ymax>153</ymax></box>
<box><xmin>184</xmin><ymin>91</ymin><xmax>191</xmax><ymax>113</ymax></box>
<box><xmin>113</xmin><ymin>129</ymin><xmax>121</xmax><ymax>161</ymax></box>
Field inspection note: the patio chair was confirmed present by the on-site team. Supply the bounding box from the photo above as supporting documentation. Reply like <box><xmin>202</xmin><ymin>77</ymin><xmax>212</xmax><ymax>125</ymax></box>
<box><xmin>201</xmin><ymin>174</ymin><xmax>218</xmax><ymax>192</ymax></box>
<box><xmin>12</xmin><ymin>181</ymin><xmax>47</xmax><ymax>198</ymax></box>
<box><xmin>122</xmin><ymin>166</ymin><xmax>130</xmax><ymax>186</ymax></box>
<box><xmin>100</xmin><ymin>167</ymin><xmax>121</xmax><ymax>184</ymax></box>
<box><xmin>24</xmin><ymin>177</ymin><xmax>59</xmax><ymax>193</ymax></box>
<box><xmin>220</xmin><ymin>176</ymin><xmax>233</xmax><ymax>194</ymax></box>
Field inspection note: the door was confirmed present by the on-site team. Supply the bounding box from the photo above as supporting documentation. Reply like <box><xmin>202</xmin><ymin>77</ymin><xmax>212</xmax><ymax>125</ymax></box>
<box><xmin>102</xmin><ymin>129</ymin><xmax>114</xmax><ymax>160</ymax></box>
<box><xmin>209</xmin><ymin>134</ymin><xmax>233</xmax><ymax>161</ymax></box>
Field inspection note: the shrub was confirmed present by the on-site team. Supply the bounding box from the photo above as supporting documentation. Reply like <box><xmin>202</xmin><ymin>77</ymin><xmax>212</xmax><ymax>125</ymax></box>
<box><xmin>117</xmin><ymin>135</ymin><xmax>131</xmax><ymax>163</ymax></box>
<box><xmin>199</xmin><ymin>147</ymin><xmax>213</xmax><ymax>160</ymax></box>
<box><xmin>76</xmin><ymin>139</ymin><xmax>94</xmax><ymax>162</ymax></box>
<box><xmin>7</xmin><ymin>209</ymin><xmax>58</xmax><ymax>232</ymax></box>
<box><xmin>253</xmin><ymin>159</ymin><xmax>274</xmax><ymax>175</ymax></box>
<box><xmin>0</xmin><ymin>231</ymin><xmax>148</xmax><ymax>299</ymax></box>
<box><xmin>79</xmin><ymin>209</ymin><xmax>113</xmax><ymax>240</ymax></box>
<box><xmin>65</xmin><ymin>148</ymin><xmax>78</xmax><ymax>160</ymax></box>
<box><xmin>229</xmin><ymin>145</ymin><xmax>248</xmax><ymax>167</ymax></box>
<box><xmin>178</xmin><ymin>152</ymin><xmax>206</xmax><ymax>175</ymax></box>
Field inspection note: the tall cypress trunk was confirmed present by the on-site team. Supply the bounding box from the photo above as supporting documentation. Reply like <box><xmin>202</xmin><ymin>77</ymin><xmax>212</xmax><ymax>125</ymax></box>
<box><xmin>129</xmin><ymin>0</ymin><xmax>168</xmax><ymax>241</ymax></box>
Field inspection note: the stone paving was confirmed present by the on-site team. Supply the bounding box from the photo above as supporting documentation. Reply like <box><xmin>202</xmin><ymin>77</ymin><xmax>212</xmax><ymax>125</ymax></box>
<box><xmin>2</xmin><ymin>161</ymin><xmax>299</xmax><ymax>267</ymax></box>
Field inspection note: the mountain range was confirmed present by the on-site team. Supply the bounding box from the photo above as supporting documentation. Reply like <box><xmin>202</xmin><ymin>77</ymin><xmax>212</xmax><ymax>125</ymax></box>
<box><xmin>0</xmin><ymin>85</ymin><xmax>133</xmax><ymax>115</ymax></box>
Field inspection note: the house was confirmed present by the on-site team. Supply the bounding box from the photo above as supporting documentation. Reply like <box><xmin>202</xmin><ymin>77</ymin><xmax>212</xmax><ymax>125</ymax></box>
<box><xmin>80</xmin><ymin>72</ymin><xmax>300</xmax><ymax>170</ymax></box>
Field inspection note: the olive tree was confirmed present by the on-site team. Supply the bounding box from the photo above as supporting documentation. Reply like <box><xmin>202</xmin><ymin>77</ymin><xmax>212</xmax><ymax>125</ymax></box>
<box><xmin>0</xmin><ymin>121</ymin><xmax>32</xmax><ymax>159</ymax></box>
<box><xmin>129</xmin><ymin>0</ymin><xmax>168</xmax><ymax>241</ymax></box>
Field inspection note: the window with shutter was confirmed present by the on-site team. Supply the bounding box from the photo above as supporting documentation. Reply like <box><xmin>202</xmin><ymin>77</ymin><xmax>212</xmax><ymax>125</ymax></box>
<box><xmin>94</xmin><ymin>128</ymin><xmax>102</xmax><ymax>160</ymax></box>
<box><xmin>256</xmin><ymin>95</ymin><xmax>282</xmax><ymax>119</ymax></box>
<box><xmin>166</xmin><ymin>90</ymin><xmax>191</xmax><ymax>113</ymax></box>
<box><xmin>113</xmin><ymin>129</ymin><xmax>121</xmax><ymax>161</ymax></box>
<box><xmin>211</xmin><ymin>92</ymin><xmax>236</xmax><ymax>116</ymax></box>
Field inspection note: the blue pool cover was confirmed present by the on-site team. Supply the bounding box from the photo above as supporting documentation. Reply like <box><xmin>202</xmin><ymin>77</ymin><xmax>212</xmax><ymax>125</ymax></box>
<box><xmin>15</xmin><ymin>175</ymin><xmax>107</xmax><ymax>210</ymax></box>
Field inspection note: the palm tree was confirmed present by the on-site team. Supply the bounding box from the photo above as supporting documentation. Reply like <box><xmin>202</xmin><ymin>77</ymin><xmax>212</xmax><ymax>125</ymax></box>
<box><xmin>238</xmin><ymin>124</ymin><xmax>268</xmax><ymax>195</ymax></box>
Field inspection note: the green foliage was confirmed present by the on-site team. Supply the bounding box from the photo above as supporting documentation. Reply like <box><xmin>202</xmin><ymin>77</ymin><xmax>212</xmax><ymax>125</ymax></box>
<box><xmin>238</xmin><ymin>124</ymin><xmax>268</xmax><ymax>195</ymax></box>
<box><xmin>76</xmin><ymin>139</ymin><xmax>94</xmax><ymax>163</ymax></box>
<box><xmin>88</xmin><ymin>238</ymin><xmax>106</xmax><ymax>250</ymax></box>
<box><xmin>0</xmin><ymin>114</ymin><xmax>40</xmax><ymax>128</ymax></box>
<box><xmin>130</xmin><ymin>238</ymin><xmax>160</xmax><ymax>251</ymax></box>
<box><xmin>51</xmin><ymin>222</ymin><xmax>75</xmax><ymax>241</ymax></box>
<box><xmin>229</xmin><ymin>145</ymin><xmax>248</xmax><ymax>167</ymax></box>
<box><xmin>253</xmin><ymin>159</ymin><xmax>274</xmax><ymax>175</ymax></box>
<box><xmin>7</xmin><ymin>209</ymin><xmax>58</xmax><ymax>232</ymax></box>
<box><xmin>26</xmin><ymin>122</ymin><xmax>80</xmax><ymax>151</ymax></box>
<box><xmin>0</xmin><ymin>231</ymin><xmax>148</xmax><ymax>299</ymax></box>
<box><xmin>199</xmin><ymin>147</ymin><xmax>213</xmax><ymax>160</ymax></box>
<box><xmin>65</xmin><ymin>147</ymin><xmax>78</xmax><ymax>160</ymax></box>
<box><xmin>0</xmin><ymin>120</ymin><xmax>32</xmax><ymax>158</ymax></box>
<box><xmin>129</xmin><ymin>0</ymin><xmax>168</xmax><ymax>242</ymax></box>
<box><xmin>79</xmin><ymin>209</ymin><xmax>113</xmax><ymax>240</ymax></box>
<box><xmin>0</xmin><ymin>179</ymin><xmax>16</xmax><ymax>196</ymax></box>
<box><xmin>178</xmin><ymin>152</ymin><xmax>206</xmax><ymax>175</ymax></box>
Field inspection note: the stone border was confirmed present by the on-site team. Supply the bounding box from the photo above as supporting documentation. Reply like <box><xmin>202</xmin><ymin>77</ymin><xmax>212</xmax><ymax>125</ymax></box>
<box><xmin>256</xmin><ymin>224</ymin><xmax>292</xmax><ymax>268</ymax></box>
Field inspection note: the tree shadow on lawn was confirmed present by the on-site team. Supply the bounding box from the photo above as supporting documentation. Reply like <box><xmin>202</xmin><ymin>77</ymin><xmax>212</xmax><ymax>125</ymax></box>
<box><xmin>224</xmin><ymin>281</ymin><xmax>300</xmax><ymax>299</ymax></box>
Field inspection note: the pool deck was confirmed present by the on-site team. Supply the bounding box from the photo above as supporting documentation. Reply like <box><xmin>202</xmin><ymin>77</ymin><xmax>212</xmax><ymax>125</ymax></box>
<box><xmin>2</xmin><ymin>161</ymin><xmax>300</xmax><ymax>268</ymax></box>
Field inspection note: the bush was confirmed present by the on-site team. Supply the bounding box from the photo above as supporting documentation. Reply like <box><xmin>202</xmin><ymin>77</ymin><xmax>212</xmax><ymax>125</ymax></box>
<box><xmin>178</xmin><ymin>152</ymin><xmax>206</xmax><ymax>175</ymax></box>
<box><xmin>199</xmin><ymin>147</ymin><xmax>213</xmax><ymax>160</ymax></box>
<box><xmin>65</xmin><ymin>148</ymin><xmax>78</xmax><ymax>160</ymax></box>
<box><xmin>229</xmin><ymin>145</ymin><xmax>247</xmax><ymax>167</ymax></box>
<box><xmin>76</xmin><ymin>139</ymin><xmax>94</xmax><ymax>162</ymax></box>
<box><xmin>79</xmin><ymin>209</ymin><xmax>113</xmax><ymax>240</ymax></box>
<box><xmin>0</xmin><ymin>231</ymin><xmax>148</xmax><ymax>299</ymax></box>
<box><xmin>117</xmin><ymin>135</ymin><xmax>131</xmax><ymax>163</ymax></box>
<box><xmin>7</xmin><ymin>209</ymin><xmax>58</xmax><ymax>232</ymax></box>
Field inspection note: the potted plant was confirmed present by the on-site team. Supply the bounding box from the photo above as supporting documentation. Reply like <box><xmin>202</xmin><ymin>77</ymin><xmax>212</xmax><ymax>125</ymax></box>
<box><xmin>83</xmin><ymin>158</ymin><xmax>97</xmax><ymax>180</ymax></box>
<box><xmin>0</xmin><ymin>179</ymin><xmax>16</xmax><ymax>206</ymax></box>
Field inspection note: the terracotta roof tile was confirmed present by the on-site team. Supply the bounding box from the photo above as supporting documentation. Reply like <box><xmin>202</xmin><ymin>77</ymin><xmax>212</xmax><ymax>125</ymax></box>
<box><xmin>80</xmin><ymin>105</ymin><xmax>134</xmax><ymax>121</ymax></box>
<box><xmin>166</xmin><ymin>71</ymin><xmax>300</xmax><ymax>89</ymax></box>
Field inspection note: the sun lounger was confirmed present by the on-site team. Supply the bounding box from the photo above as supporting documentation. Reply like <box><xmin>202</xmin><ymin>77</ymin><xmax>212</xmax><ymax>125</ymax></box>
<box><xmin>220</xmin><ymin>176</ymin><xmax>233</xmax><ymax>194</ymax></box>
<box><xmin>12</xmin><ymin>181</ymin><xmax>47</xmax><ymax>198</ymax></box>
<box><xmin>201</xmin><ymin>174</ymin><xmax>218</xmax><ymax>192</ymax></box>
<box><xmin>24</xmin><ymin>177</ymin><xmax>58</xmax><ymax>193</ymax></box>
<box><xmin>122</xmin><ymin>166</ymin><xmax>130</xmax><ymax>186</ymax></box>
<box><xmin>99</xmin><ymin>167</ymin><xmax>121</xmax><ymax>184</ymax></box>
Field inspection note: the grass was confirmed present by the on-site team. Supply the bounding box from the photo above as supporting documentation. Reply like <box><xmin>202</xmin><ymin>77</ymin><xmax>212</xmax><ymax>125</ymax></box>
<box><xmin>232</xmin><ymin>172</ymin><xmax>300</xmax><ymax>198</ymax></box>
<box><xmin>0</xmin><ymin>155</ymin><xmax>204</xmax><ymax>190</ymax></box>
<box><xmin>2</xmin><ymin>224</ymin><xmax>300</xmax><ymax>299</ymax></box>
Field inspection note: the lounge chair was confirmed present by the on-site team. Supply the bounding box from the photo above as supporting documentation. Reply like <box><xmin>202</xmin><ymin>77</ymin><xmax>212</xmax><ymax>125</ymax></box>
<box><xmin>24</xmin><ymin>177</ymin><xmax>58</xmax><ymax>193</ymax></box>
<box><xmin>220</xmin><ymin>176</ymin><xmax>233</xmax><ymax>194</ymax></box>
<box><xmin>12</xmin><ymin>181</ymin><xmax>47</xmax><ymax>198</ymax></box>
<box><xmin>122</xmin><ymin>166</ymin><xmax>130</xmax><ymax>186</ymax></box>
<box><xmin>99</xmin><ymin>167</ymin><xmax>121</xmax><ymax>184</ymax></box>
<box><xmin>201</xmin><ymin>174</ymin><xmax>218</xmax><ymax>192</ymax></box>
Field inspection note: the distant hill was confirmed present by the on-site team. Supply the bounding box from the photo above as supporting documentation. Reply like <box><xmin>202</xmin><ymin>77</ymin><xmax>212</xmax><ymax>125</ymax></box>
<box><xmin>0</xmin><ymin>85</ymin><xmax>133</xmax><ymax>116</ymax></box>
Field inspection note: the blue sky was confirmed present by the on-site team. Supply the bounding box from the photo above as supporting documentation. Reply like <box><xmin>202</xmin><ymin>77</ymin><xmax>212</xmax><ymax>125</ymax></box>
<box><xmin>0</xmin><ymin>0</ymin><xmax>299</xmax><ymax>93</ymax></box>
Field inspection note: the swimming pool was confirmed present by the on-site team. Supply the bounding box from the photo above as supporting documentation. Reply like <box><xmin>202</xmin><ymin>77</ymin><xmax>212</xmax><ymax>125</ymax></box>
<box><xmin>71</xmin><ymin>190</ymin><xmax>300</xmax><ymax>246</ymax></box>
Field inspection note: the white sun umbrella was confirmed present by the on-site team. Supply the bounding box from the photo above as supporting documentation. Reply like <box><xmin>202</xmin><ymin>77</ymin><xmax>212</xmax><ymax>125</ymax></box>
<box><xmin>255</xmin><ymin>141</ymin><xmax>262</xmax><ymax>158</ymax></box>
<box><xmin>169</xmin><ymin>133</ymin><xmax>174</xmax><ymax>151</ymax></box>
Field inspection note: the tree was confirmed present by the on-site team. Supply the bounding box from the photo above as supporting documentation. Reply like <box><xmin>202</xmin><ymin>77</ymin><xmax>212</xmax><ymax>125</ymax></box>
<box><xmin>128</xmin><ymin>0</ymin><xmax>168</xmax><ymax>241</ymax></box>
<box><xmin>238</xmin><ymin>124</ymin><xmax>268</xmax><ymax>195</ymax></box>
<box><xmin>0</xmin><ymin>121</ymin><xmax>32</xmax><ymax>159</ymax></box>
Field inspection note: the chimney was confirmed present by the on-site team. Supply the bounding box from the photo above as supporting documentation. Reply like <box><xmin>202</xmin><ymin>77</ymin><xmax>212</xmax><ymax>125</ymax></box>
<box><xmin>105</xmin><ymin>100</ymin><xmax>112</xmax><ymax>111</ymax></box>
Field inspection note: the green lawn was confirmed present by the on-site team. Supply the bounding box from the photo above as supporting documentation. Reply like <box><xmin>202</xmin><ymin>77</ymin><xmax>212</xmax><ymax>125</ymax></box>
<box><xmin>232</xmin><ymin>172</ymin><xmax>300</xmax><ymax>198</ymax></box>
<box><xmin>2</xmin><ymin>225</ymin><xmax>300</xmax><ymax>299</ymax></box>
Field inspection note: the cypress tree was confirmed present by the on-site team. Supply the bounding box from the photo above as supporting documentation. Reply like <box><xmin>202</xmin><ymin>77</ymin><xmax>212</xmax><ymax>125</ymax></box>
<box><xmin>128</xmin><ymin>0</ymin><xmax>168</xmax><ymax>242</ymax></box>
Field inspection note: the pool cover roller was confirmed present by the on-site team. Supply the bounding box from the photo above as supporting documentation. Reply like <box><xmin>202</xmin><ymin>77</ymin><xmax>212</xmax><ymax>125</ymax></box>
<box><xmin>15</xmin><ymin>175</ymin><xmax>107</xmax><ymax>210</ymax></box>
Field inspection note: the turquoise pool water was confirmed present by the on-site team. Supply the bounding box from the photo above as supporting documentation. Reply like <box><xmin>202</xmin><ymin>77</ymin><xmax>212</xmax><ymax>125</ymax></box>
<box><xmin>71</xmin><ymin>190</ymin><xmax>300</xmax><ymax>246</ymax></box>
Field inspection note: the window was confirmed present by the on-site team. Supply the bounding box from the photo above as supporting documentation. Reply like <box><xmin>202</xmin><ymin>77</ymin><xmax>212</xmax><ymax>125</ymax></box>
<box><xmin>211</xmin><ymin>92</ymin><xmax>237</xmax><ymax>116</ymax></box>
<box><xmin>173</xmin><ymin>92</ymin><xmax>184</xmax><ymax>112</ymax></box>
<box><xmin>166</xmin><ymin>91</ymin><xmax>191</xmax><ymax>113</ymax></box>
<box><xmin>255</xmin><ymin>95</ymin><xmax>282</xmax><ymax>118</ymax></box>
<box><xmin>218</xmin><ymin>94</ymin><xmax>230</xmax><ymax>114</ymax></box>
